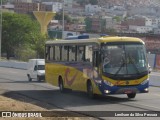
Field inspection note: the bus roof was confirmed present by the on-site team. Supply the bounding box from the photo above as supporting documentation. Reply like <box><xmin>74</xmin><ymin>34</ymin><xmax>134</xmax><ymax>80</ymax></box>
<box><xmin>46</xmin><ymin>36</ymin><xmax>144</xmax><ymax>45</ymax></box>
<box><xmin>99</xmin><ymin>36</ymin><xmax>145</xmax><ymax>44</ymax></box>
<box><xmin>46</xmin><ymin>38</ymin><xmax>98</xmax><ymax>45</ymax></box>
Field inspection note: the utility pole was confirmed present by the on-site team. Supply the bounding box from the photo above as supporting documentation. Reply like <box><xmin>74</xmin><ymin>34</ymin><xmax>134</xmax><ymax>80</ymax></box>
<box><xmin>0</xmin><ymin>0</ymin><xmax>2</xmax><ymax>59</ymax></box>
<box><xmin>62</xmin><ymin>0</ymin><xmax>64</xmax><ymax>39</ymax></box>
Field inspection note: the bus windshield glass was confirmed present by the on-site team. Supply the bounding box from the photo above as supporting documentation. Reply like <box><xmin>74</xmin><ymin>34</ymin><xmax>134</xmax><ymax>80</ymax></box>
<box><xmin>102</xmin><ymin>42</ymin><xmax>147</xmax><ymax>75</ymax></box>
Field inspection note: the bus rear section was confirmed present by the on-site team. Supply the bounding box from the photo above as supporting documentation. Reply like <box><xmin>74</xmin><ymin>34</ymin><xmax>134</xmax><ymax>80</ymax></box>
<box><xmin>45</xmin><ymin>36</ymin><xmax>149</xmax><ymax>98</ymax></box>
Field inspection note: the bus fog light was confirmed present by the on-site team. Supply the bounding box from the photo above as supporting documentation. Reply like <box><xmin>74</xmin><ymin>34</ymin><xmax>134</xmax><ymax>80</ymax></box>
<box><xmin>144</xmin><ymin>88</ymin><xmax>148</xmax><ymax>92</ymax></box>
<box><xmin>104</xmin><ymin>90</ymin><xmax>110</xmax><ymax>94</ymax></box>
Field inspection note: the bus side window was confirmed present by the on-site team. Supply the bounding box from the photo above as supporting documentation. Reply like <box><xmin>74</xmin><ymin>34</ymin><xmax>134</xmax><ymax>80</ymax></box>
<box><xmin>85</xmin><ymin>45</ymin><xmax>93</xmax><ymax>62</ymax></box>
<box><xmin>55</xmin><ymin>46</ymin><xmax>60</xmax><ymax>61</ymax></box>
<box><xmin>50</xmin><ymin>46</ymin><xmax>54</xmax><ymax>61</ymax></box>
<box><xmin>61</xmin><ymin>46</ymin><xmax>68</xmax><ymax>61</ymax></box>
<box><xmin>77</xmin><ymin>46</ymin><xmax>85</xmax><ymax>61</ymax></box>
<box><xmin>45</xmin><ymin>46</ymin><xmax>50</xmax><ymax>61</ymax></box>
<box><xmin>69</xmin><ymin>46</ymin><xmax>76</xmax><ymax>61</ymax></box>
<box><xmin>93</xmin><ymin>51</ymin><xmax>99</xmax><ymax>67</ymax></box>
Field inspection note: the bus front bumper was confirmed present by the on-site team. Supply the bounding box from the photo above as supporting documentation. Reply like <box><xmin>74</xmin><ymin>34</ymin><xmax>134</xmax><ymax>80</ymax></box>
<box><xmin>99</xmin><ymin>82</ymin><xmax>149</xmax><ymax>95</ymax></box>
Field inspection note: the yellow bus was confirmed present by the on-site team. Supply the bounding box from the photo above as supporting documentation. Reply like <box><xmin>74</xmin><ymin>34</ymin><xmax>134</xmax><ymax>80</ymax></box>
<box><xmin>45</xmin><ymin>36</ymin><xmax>149</xmax><ymax>98</ymax></box>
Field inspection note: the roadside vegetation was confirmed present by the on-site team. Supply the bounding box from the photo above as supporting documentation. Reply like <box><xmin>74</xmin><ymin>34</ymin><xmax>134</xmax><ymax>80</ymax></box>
<box><xmin>2</xmin><ymin>12</ymin><xmax>47</xmax><ymax>61</ymax></box>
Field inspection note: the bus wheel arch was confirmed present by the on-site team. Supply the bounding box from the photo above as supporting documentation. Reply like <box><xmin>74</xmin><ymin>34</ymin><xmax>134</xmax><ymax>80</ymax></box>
<box><xmin>58</xmin><ymin>76</ymin><xmax>65</xmax><ymax>93</ymax></box>
<box><xmin>87</xmin><ymin>80</ymin><xmax>95</xmax><ymax>98</ymax></box>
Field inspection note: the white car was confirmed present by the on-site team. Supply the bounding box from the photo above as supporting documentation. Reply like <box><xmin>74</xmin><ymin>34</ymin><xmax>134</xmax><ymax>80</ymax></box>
<box><xmin>27</xmin><ymin>59</ymin><xmax>45</xmax><ymax>82</ymax></box>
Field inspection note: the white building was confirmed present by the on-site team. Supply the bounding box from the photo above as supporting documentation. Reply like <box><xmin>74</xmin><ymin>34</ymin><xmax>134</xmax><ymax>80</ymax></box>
<box><xmin>42</xmin><ymin>2</ymin><xmax>62</xmax><ymax>12</ymax></box>
<box><xmin>129</xmin><ymin>25</ymin><xmax>153</xmax><ymax>33</ymax></box>
<box><xmin>152</xmin><ymin>18</ymin><xmax>160</xmax><ymax>27</ymax></box>
<box><xmin>13</xmin><ymin>0</ymin><xmax>33</xmax><ymax>3</ymax></box>
<box><xmin>64</xmin><ymin>0</ymin><xmax>73</xmax><ymax>9</ymax></box>
<box><xmin>145</xmin><ymin>17</ymin><xmax>153</xmax><ymax>26</ymax></box>
<box><xmin>104</xmin><ymin>16</ymin><xmax>114</xmax><ymax>29</ymax></box>
<box><xmin>153</xmin><ymin>28</ymin><xmax>160</xmax><ymax>34</ymax></box>
<box><xmin>85</xmin><ymin>4</ymin><xmax>101</xmax><ymax>14</ymax></box>
<box><xmin>145</xmin><ymin>17</ymin><xmax>160</xmax><ymax>27</ymax></box>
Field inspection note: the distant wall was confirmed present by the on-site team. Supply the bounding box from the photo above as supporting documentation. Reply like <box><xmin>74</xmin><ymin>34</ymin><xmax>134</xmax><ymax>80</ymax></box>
<box><xmin>155</xmin><ymin>54</ymin><xmax>160</xmax><ymax>70</ymax></box>
<box><xmin>0</xmin><ymin>61</ymin><xmax>28</xmax><ymax>70</ymax></box>
<box><xmin>147</xmin><ymin>54</ymin><xmax>155</xmax><ymax>68</ymax></box>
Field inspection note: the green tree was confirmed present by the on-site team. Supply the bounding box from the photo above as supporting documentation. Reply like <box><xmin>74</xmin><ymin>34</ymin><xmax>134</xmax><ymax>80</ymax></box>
<box><xmin>54</xmin><ymin>12</ymin><xmax>71</xmax><ymax>23</ymax></box>
<box><xmin>76</xmin><ymin>0</ymin><xmax>89</xmax><ymax>6</ymax></box>
<box><xmin>76</xmin><ymin>0</ymin><xmax>98</xmax><ymax>6</ymax></box>
<box><xmin>2</xmin><ymin>12</ymin><xmax>41</xmax><ymax>60</ymax></box>
<box><xmin>29</xmin><ymin>33</ymin><xmax>47</xmax><ymax>59</ymax></box>
<box><xmin>85</xmin><ymin>17</ymin><xmax>92</xmax><ymax>32</ymax></box>
<box><xmin>113</xmin><ymin>16</ymin><xmax>122</xmax><ymax>22</ymax></box>
<box><xmin>14</xmin><ymin>34</ymin><xmax>47</xmax><ymax>61</ymax></box>
<box><xmin>89</xmin><ymin>0</ymin><xmax>98</xmax><ymax>5</ymax></box>
<box><xmin>1</xmin><ymin>0</ymin><xmax>8</xmax><ymax>4</ymax></box>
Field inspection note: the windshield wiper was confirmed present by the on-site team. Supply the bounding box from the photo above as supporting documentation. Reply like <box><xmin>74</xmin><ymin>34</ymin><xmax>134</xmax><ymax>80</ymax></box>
<box><xmin>114</xmin><ymin>56</ymin><xmax>125</xmax><ymax>77</ymax></box>
<box><xmin>128</xmin><ymin>54</ymin><xmax>140</xmax><ymax>74</ymax></box>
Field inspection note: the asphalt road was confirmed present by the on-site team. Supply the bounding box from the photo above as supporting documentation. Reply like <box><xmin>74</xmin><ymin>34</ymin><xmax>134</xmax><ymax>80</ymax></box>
<box><xmin>0</xmin><ymin>67</ymin><xmax>160</xmax><ymax>120</ymax></box>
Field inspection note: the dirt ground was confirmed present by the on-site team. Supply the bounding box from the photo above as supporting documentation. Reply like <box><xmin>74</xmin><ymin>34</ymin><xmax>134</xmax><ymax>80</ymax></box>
<box><xmin>0</xmin><ymin>95</ymin><xmax>87</xmax><ymax>120</ymax></box>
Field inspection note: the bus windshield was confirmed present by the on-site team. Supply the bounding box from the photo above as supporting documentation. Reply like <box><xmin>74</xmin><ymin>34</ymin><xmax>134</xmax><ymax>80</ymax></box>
<box><xmin>102</xmin><ymin>42</ymin><xmax>148</xmax><ymax>75</ymax></box>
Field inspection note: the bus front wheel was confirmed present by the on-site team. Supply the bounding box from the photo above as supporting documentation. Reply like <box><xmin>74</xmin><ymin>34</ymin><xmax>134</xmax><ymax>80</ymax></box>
<box><xmin>87</xmin><ymin>81</ymin><xmax>95</xmax><ymax>98</ymax></box>
<box><xmin>127</xmin><ymin>93</ymin><xmax>136</xmax><ymax>98</ymax></box>
<box><xmin>59</xmin><ymin>78</ymin><xmax>65</xmax><ymax>93</ymax></box>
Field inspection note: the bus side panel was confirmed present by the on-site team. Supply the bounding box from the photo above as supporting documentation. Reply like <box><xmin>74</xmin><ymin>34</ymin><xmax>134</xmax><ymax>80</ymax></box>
<box><xmin>45</xmin><ymin>62</ymin><xmax>83</xmax><ymax>89</ymax></box>
<box><xmin>45</xmin><ymin>63</ymin><xmax>62</xmax><ymax>86</ymax></box>
<box><xmin>45</xmin><ymin>62</ymin><xmax>102</xmax><ymax>95</ymax></box>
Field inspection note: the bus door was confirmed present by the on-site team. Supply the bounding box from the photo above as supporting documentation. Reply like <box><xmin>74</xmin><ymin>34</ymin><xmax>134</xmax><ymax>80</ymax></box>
<box><xmin>93</xmin><ymin>50</ymin><xmax>100</xmax><ymax>79</ymax></box>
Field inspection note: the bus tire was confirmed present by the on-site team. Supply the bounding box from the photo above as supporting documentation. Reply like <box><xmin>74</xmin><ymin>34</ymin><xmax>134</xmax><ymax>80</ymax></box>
<box><xmin>59</xmin><ymin>77</ymin><xmax>65</xmax><ymax>93</ymax></box>
<box><xmin>27</xmin><ymin>74</ymin><xmax>32</xmax><ymax>82</ymax></box>
<box><xmin>127</xmin><ymin>93</ymin><xmax>136</xmax><ymax>98</ymax></box>
<box><xmin>87</xmin><ymin>81</ymin><xmax>95</xmax><ymax>99</ymax></box>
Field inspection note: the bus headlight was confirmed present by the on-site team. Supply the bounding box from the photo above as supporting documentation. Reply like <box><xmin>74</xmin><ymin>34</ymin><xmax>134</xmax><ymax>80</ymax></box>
<box><xmin>103</xmin><ymin>80</ymin><xmax>114</xmax><ymax>86</ymax></box>
<box><xmin>144</xmin><ymin>88</ymin><xmax>149</xmax><ymax>92</ymax></box>
<box><xmin>104</xmin><ymin>90</ymin><xmax>111</xmax><ymax>94</ymax></box>
<box><xmin>141</xmin><ymin>79</ymin><xmax>149</xmax><ymax>85</ymax></box>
